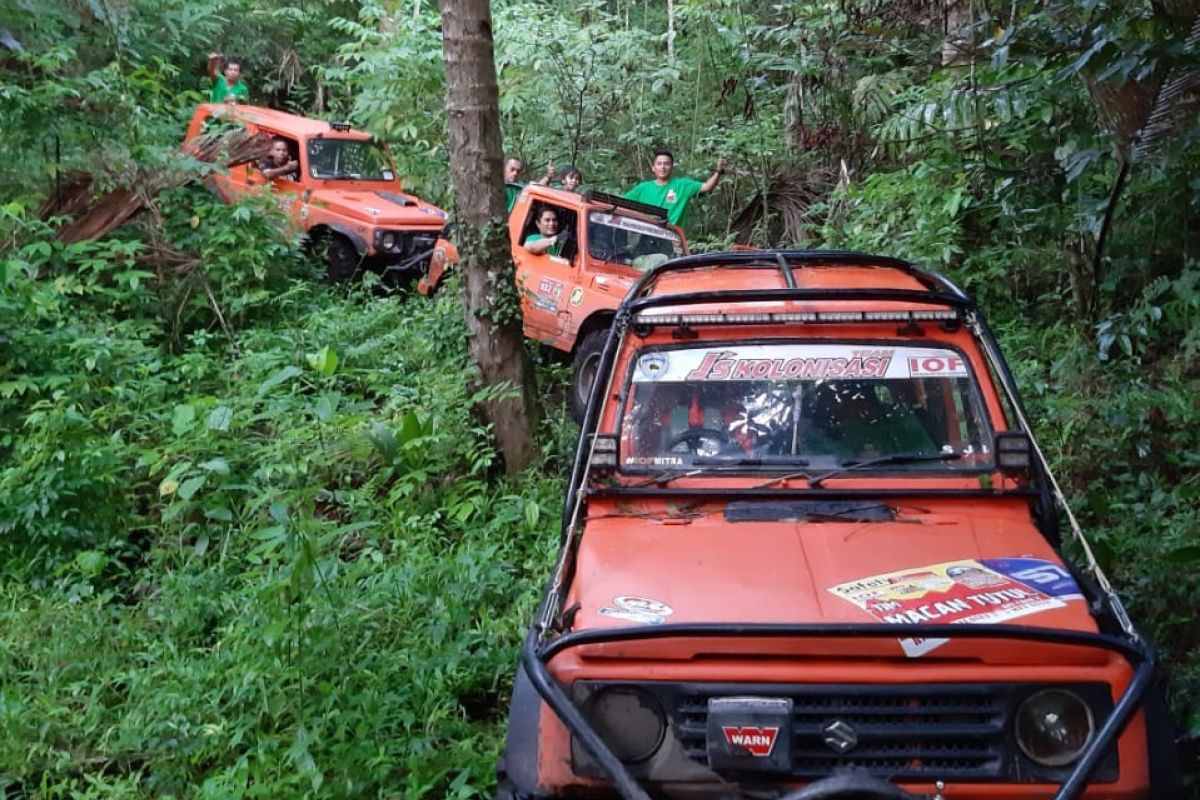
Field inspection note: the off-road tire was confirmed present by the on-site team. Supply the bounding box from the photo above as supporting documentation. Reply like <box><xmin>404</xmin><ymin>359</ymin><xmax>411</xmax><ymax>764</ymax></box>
<box><xmin>320</xmin><ymin>233</ymin><xmax>362</xmax><ymax>283</ymax></box>
<box><xmin>571</xmin><ymin>329</ymin><xmax>607</xmax><ymax>423</ymax></box>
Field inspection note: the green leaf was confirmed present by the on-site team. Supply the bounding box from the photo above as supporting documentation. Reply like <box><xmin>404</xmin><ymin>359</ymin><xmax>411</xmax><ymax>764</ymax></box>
<box><xmin>206</xmin><ymin>405</ymin><xmax>233</xmax><ymax>431</ymax></box>
<box><xmin>306</xmin><ymin>345</ymin><xmax>340</xmax><ymax>377</ymax></box>
<box><xmin>199</xmin><ymin>458</ymin><xmax>230</xmax><ymax>474</ymax></box>
<box><xmin>172</xmin><ymin>403</ymin><xmax>197</xmax><ymax>435</ymax></box>
<box><xmin>177</xmin><ymin>475</ymin><xmax>206</xmax><ymax>501</ymax></box>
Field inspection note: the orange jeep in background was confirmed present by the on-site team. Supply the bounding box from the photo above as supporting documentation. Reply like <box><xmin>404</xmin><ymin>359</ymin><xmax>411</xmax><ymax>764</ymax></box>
<box><xmin>507</xmin><ymin>184</ymin><xmax>688</xmax><ymax>419</ymax></box>
<box><xmin>183</xmin><ymin>103</ymin><xmax>455</xmax><ymax>288</ymax></box>
<box><xmin>496</xmin><ymin>251</ymin><xmax>1184</xmax><ymax>800</ymax></box>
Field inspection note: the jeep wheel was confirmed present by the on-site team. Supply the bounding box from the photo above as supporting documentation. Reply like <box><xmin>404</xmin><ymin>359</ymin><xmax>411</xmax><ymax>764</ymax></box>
<box><xmin>571</xmin><ymin>329</ymin><xmax>607</xmax><ymax>423</ymax></box>
<box><xmin>321</xmin><ymin>233</ymin><xmax>362</xmax><ymax>283</ymax></box>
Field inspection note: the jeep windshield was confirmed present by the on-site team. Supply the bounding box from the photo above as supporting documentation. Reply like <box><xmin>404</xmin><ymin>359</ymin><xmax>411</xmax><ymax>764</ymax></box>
<box><xmin>619</xmin><ymin>342</ymin><xmax>992</xmax><ymax>473</ymax></box>
<box><xmin>307</xmin><ymin>138</ymin><xmax>396</xmax><ymax>181</ymax></box>
<box><xmin>587</xmin><ymin>211</ymin><xmax>684</xmax><ymax>271</ymax></box>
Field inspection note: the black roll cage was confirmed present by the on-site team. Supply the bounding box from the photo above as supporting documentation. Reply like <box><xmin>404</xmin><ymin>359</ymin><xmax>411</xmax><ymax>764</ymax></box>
<box><xmin>526</xmin><ymin>250</ymin><xmax>1148</xmax><ymax>800</ymax></box>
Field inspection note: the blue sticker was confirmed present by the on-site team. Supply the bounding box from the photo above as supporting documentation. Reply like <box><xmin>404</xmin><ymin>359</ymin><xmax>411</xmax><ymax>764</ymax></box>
<box><xmin>979</xmin><ymin>557</ymin><xmax>1082</xmax><ymax>599</ymax></box>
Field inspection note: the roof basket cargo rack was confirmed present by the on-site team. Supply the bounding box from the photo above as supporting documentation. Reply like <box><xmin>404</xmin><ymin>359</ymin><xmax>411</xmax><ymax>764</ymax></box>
<box><xmin>623</xmin><ymin>249</ymin><xmax>972</xmax><ymax>311</ymax></box>
<box><xmin>583</xmin><ymin>189</ymin><xmax>669</xmax><ymax>222</ymax></box>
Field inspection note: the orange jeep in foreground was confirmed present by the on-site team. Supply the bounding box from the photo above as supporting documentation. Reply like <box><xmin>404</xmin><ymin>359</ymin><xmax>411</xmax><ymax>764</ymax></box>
<box><xmin>507</xmin><ymin>185</ymin><xmax>688</xmax><ymax>419</ymax></box>
<box><xmin>183</xmin><ymin>103</ymin><xmax>455</xmax><ymax>287</ymax></box>
<box><xmin>497</xmin><ymin>251</ymin><xmax>1183</xmax><ymax>799</ymax></box>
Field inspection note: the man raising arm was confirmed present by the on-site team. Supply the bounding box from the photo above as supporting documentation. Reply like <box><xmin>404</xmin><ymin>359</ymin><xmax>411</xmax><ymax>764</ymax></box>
<box><xmin>624</xmin><ymin>149</ymin><xmax>726</xmax><ymax>229</ymax></box>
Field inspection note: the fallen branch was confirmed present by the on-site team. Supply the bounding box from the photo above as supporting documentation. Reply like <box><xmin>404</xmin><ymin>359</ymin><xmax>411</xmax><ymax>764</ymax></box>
<box><xmin>42</xmin><ymin>128</ymin><xmax>272</xmax><ymax>245</ymax></box>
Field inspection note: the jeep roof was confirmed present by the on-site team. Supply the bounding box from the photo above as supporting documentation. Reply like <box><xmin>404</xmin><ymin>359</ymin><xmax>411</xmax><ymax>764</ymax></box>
<box><xmin>497</xmin><ymin>250</ymin><xmax>1177</xmax><ymax>800</ymax></box>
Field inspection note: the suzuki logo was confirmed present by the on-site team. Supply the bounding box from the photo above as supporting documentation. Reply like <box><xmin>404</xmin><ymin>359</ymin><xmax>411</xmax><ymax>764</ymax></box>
<box><xmin>822</xmin><ymin>719</ymin><xmax>859</xmax><ymax>753</ymax></box>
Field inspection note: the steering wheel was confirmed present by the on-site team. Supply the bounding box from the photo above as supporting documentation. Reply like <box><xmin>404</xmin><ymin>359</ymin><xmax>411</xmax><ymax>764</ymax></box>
<box><xmin>665</xmin><ymin>427</ymin><xmax>734</xmax><ymax>455</ymax></box>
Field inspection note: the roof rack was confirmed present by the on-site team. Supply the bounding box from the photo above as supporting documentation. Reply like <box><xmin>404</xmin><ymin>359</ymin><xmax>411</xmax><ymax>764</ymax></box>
<box><xmin>620</xmin><ymin>249</ymin><xmax>972</xmax><ymax>315</ymax></box>
<box><xmin>583</xmin><ymin>189</ymin><xmax>669</xmax><ymax>222</ymax></box>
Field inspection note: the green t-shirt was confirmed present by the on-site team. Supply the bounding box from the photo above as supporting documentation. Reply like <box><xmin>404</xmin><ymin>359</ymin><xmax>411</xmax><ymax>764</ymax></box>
<box><xmin>506</xmin><ymin>183</ymin><xmax>524</xmax><ymax>213</ymax></box>
<box><xmin>211</xmin><ymin>76</ymin><xmax>249</xmax><ymax>103</ymax></box>
<box><xmin>624</xmin><ymin>176</ymin><xmax>703</xmax><ymax>227</ymax></box>
<box><xmin>524</xmin><ymin>233</ymin><xmax>562</xmax><ymax>257</ymax></box>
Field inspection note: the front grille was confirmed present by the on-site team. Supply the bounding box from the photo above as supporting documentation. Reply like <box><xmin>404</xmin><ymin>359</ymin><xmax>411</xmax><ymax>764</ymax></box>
<box><xmin>674</xmin><ymin>684</ymin><xmax>1007</xmax><ymax>779</ymax></box>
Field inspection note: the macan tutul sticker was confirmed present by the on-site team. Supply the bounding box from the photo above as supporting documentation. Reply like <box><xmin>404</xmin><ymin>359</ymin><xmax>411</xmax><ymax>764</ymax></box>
<box><xmin>828</xmin><ymin>557</ymin><xmax>1083</xmax><ymax>657</ymax></box>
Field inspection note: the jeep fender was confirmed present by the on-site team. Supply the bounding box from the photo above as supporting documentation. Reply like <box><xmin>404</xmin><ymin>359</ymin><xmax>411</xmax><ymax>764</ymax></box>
<box><xmin>311</xmin><ymin>223</ymin><xmax>368</xmax><ymax>255</ymax></box>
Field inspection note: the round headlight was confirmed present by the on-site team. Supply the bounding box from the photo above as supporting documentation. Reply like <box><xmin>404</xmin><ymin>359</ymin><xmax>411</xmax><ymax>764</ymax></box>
<box><xmin>381</xmin><ymin>232</ymin><xmax>396</xmax><ymax>251</ymax></box>
<box><xmin>1015</xmin><ymin>688</ymin><xmax>1095</xmax><ymax>766</ymax></box>
<box><xmin>585</xmin><ymin>687</ymin><xmax>666</xmax><ymax>763</ymax></box>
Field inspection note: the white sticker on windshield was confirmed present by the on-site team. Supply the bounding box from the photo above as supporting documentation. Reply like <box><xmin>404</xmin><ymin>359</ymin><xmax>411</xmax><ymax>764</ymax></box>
<box><xmin>589</xmin><ymin>211</ymin><xmax>680</xmax><ymax>241</ymax></box>
<box><xmin>631</xmin><ymin>345</ymin><xmax>969</xmax><ymax>383</ymax></box>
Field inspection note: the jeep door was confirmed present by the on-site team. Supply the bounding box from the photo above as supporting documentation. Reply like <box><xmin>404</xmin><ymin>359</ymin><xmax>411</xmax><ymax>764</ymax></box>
<box><xmin>514</xmin><ymin>201</ymin><xmax>580</xmax><ymax>349</ymax></box>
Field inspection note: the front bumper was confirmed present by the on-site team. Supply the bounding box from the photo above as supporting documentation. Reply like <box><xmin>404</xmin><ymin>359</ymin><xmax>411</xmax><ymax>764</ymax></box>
<box><xmin>520</xmin><ymin>623</ymin><xmax>1154</xmax><ymax>800</ymax></box>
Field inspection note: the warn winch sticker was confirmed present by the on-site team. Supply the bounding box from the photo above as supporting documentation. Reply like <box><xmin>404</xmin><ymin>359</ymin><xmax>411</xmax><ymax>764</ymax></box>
<box><xmin>721</xmin><ymin>726</ymin><xmax>780</xmax><ymax>757</ymax></box>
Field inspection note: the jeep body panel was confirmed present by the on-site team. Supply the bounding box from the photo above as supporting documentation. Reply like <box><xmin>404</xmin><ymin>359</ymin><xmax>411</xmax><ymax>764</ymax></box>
<box><xmin>500</xmin><ymin>251</ymin><xmax>1171</xmax><ymax>800</ymax></box>
<box><xmin>183</xmin><ymin>103</ymin><xmax>453</xmax><ymax>287</ymax></box>
<box><xmin>507</xmin><ymin>185</ymin><xmax>688</xmax><ymax>354</ymax></box>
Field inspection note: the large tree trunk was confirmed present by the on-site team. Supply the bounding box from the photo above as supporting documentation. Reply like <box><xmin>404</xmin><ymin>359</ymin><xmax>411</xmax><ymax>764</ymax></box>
<box><xmin>941</xmin><ymin>0</ymin><xmax>973</xmax><ymax>67</ymax></box>
<box><xmin>439</xmin><ymin>0</ymin><xmax>540</xmax><ymax>473</ymax></box>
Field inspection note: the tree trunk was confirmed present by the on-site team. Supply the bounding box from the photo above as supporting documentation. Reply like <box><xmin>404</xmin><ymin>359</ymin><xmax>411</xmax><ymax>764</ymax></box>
<box><xmin>439</xmin><ymin>0</ymin><xmax>541</xmax><ymax>474</ymax></box>
<box><xmin>942</xmin><ymin>0</ymin><xmax>973</xmax><ymax>66</ymax></box>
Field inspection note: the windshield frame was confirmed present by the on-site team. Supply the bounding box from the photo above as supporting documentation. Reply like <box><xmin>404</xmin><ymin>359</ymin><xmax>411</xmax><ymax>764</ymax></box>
<box><xmin>305</xmin><ymin>136</ymin><xmax>398</xmax><ymax>182</ymax></box>
<box><xmin>614</xmin><ymin>337</ymin><xmax>997</xmax><ymax>477</ymax></box>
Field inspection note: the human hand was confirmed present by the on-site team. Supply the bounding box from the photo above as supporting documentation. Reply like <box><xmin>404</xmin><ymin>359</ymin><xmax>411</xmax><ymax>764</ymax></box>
<box><xmin>208</xmin><ymin>51</ymin><xmax>222</xmax><ymax>61</ymax></box>
<box><xmin>716</xmin><ymin>156</ymin><xmax>728</xmax><ymax>174</ymax></box>
<box><xmin>544</xmin><ymin>161</ymin><xmax>557</xmax><ymax>181</ymax></box>
<box><xmin>288</xmin><ymin>160</ymin><xmax>298</xmax><ymax>170</ymax></box>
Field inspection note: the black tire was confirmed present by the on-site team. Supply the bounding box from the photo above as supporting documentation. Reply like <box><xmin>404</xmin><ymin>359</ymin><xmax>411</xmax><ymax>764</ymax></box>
<box><xmin>571</xmin><ymin>329</ymin><xmax>607</xmax><ymax>423</ymax></box>
<box><xmin>320</xmin><ymin>233</ymin><xmax>362</xmax><ymax>283</ymax></box>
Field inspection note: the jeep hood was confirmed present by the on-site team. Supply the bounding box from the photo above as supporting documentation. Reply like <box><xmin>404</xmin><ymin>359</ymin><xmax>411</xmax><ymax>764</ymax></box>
<box><xmin>310</xmin><ymin>188</ymin><xmax>447</xmax><ymax>228</ymax></box>
<box><xmin>566</xmin><ymin>503</ymin><xmax>1100</xmax><ymax>661</ymax></box>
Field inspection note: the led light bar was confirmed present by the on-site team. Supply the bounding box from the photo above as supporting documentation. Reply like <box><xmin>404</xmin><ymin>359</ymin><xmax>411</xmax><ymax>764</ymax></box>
<box><xmin>633</xmin><ymin>309</ymin><xmax>958</xmax><ymax>327</ymax></box>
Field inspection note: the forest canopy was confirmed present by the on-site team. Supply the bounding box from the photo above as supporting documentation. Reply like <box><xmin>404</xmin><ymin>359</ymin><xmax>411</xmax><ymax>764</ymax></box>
<box><xmin>1</xmin><ymin>0</ymin><xmax>1197</xmax><ymax>797</ymax></box>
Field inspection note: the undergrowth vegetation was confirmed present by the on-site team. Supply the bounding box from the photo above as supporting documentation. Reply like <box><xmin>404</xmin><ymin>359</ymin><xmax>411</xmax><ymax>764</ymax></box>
<box><xmin>1</xmin><ymin>0</ymin><xmax>1198</xmax><ymax>796</ymax></box>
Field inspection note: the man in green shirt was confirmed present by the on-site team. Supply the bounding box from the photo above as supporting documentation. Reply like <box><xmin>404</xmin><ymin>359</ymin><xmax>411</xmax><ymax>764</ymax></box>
<box><xmin>504</xmin><ymin>156</ymin><xmax>524</xmax><ymax>213</ymax></box>
<box><xmin>207</xmin><ymin>53</ymin><xmax>249</xmax><ymax>103</ymax></box>
<box><xmin>523</xmin><ymin>208</ymin><xmax>568</xmax><ymax>257</ymax></box>
<box><xmin>624</xmin><ymin>149</ymin><xmax>727</xmax><ymax>229</ymax></box>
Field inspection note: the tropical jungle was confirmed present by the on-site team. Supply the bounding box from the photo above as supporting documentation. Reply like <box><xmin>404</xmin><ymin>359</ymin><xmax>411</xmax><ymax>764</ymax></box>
<box><xmin>0</xmin><ymin>0</ymin><xmax>1197</xmax><ymax>797</ymax></box>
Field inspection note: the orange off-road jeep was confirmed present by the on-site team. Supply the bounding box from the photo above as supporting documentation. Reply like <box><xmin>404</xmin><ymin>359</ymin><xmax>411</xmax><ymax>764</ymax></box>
<box><xmin>506</xmin><ymin>184</ymin><xmax>688</xmax><ymax>419</ymax></box>
<box><xmin>183</xmin><ymin>103</ymin><xmax>455</xmax><ymax>288</ymax></box>
<box><xmin>497</xmin><ymin>251</ymin><xmax>1184</xmax><ymax>800</ymax></box>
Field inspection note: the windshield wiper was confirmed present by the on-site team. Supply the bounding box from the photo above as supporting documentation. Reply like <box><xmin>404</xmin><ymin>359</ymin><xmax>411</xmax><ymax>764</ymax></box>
<box><xmin>809</xmin><ymin>451</ymin><xmax>964</xmax><ymax>488</ymax></box>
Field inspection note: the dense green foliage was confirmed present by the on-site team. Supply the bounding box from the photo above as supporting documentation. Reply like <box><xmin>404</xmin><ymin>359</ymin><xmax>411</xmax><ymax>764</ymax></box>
<box><xmin>1</xmin><ymin>0</ymin><xmax>1198</xmax><ymax>797</ymax></box>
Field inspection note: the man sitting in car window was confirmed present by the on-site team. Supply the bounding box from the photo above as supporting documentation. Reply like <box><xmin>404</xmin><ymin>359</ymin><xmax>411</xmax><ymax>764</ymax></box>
<box><xmin>259</xmin><ymin>137</ymin><xmax>299</xmax><ymax>182</ymax></box>
<box><xmin>524</xmin><ymin>207</ymin><xmax>571</xmax><ymax>256</ymax></box>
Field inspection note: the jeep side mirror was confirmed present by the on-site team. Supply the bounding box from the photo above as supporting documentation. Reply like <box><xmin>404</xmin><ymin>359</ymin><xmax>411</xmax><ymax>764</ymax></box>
<box><xmin>994</xmin><ymin>432</ymin><xmax>1033</xmax><ymax>476</ymax></box>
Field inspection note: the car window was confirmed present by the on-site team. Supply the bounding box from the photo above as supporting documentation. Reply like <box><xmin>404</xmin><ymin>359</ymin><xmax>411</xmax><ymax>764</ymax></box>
<box><xmin>619</xmin><ymin>342</ymin><xmax>992</xmax><ymax>471</ymax></box>
<box><xmin>587</xmin><ymin>211</ymin><xmax>683</xmax><ymax>271</ymax></box>
<box><xmin>307</xmin><ymin>138</ymin><xmax>395</xmax><ymax>181</ymax></box>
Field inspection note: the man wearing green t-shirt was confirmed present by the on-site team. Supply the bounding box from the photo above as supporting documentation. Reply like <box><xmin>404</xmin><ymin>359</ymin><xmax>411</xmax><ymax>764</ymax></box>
<box><xmin>504</xmin><ymin>156</ymin><xmax>524</xmax><ymax>213</ymax></box>
<box><xmin>624</xmin><ymin>149</ymin><xmax>726</xmax><ymax>229</ymax></box>
<box><xmin>523</xmin><ymin>208</ymin><xmax>567</xmax><ymax>257</ymax></box>
<box><xmin>207</xmin><ymin>53</ymin><xmax>249</xmax><ymax>103</ymax></box>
